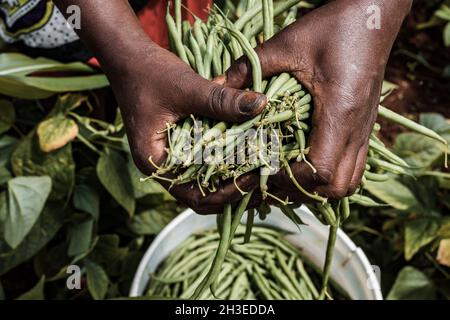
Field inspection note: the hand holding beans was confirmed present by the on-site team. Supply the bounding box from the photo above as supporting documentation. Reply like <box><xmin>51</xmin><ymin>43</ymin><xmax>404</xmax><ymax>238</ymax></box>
<box><xmin>224</xmin><ymin>0</ymin><xmax>413</xmax><ymax>202</ymax></box>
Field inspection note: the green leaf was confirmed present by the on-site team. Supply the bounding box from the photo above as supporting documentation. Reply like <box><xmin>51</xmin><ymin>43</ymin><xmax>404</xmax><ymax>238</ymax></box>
<box><xmin>444</xmin><ymin>22</ymin><xmax>450</xmax><ymax>46</ymax></box>
<box><xmin>387</xmin><ymin>266</ymin><xmax>436</xmax><ymax>300</ymax></box>
<box><xmin>88</xmin><ymin>235</ymin><xmax>128</xmax><ymax>269</ymax></box>
<box><xmin>97</xmin><ymin>151</ymin><xmax>135</xmax><ymax>216</ymax></box>
<box><xmin>37</xmin><ymin>115</ymin><xmax>79</xmax><ymax>153</ymax></box>
<box><xmin>68</xmin><ymin>218</ymin><xmax>94</xmax><ymax>257</ymax></box>
<box><xmin>0</xmin><ymin>135</ymin><xmax>18</xmax><ymax>166</ymax></box>
<box><xmin>0</xmin><ymin>100</ymin><xmax>15</xmax><ymax>135</ymax></box>
<box><xmin>11</xmin><ymin>133</ymin><xmax>75</xmax><ymax>200</ymax></box>
<box><xmin>73</xmin><ymin>184</ymin><xmax>100</xmax><ymax>220</ymax></box>
<box><xmin>128</xmin><ymin>160</ymin><xmax>170</xmax><ymax>199</ymax></box>
<box><xmin>17</xmin><ymin>276</ymin><xmax>45</xmax><ymax>300</ymax></box>
<box><xmin>419</xmin><ymin>113</ymin><xmax>450</xmax><ymax>134</ymax></box>
<box><xmin>438</xmin><ymin>218</ymin><xmax>450</xmax><ymax>238</ymax></box>
<box><xmin>0</xmin><ymin>202</ymin><xmax>65</xmax><ymax>275</ymax></box>
<box><xmin>404</xmin><ymin>218</ymin><xmax>439</xmax><ymax>260</ymax></box>
<box><xmin>128</xmin><ymin>208</ymin><xmax>179</xmax><ymax>236</ymax></box>
<box><xmin>0</xmin><ymin>192</ymin><xmax>6</xmax><ymax>224</ymax></box>
<box><xmin>394</xmin><ymin>133</ymin><xmax>446</xmax><ymax>169</ymax></box>
<box><xmin>4</xmin><ymin>176</ymin><xmax>52</xmax><ymax>249</ymax></box>
<box><xmin>0</xmin><ymin>166</ymin><xmax>11</xmax><ymax>186</ymax></box>
<box><xmin>85</xmin><ymin>259</ymin><xmax>109</xmax><ymax>300</ymax></box>
<box><xmin>363</xmin><ymin>179</ymin><xmax>421</xmax><ymax>211</ymax></box>
<box><xmin>0</xmin><ymin>53</ymin><xmax>108</xmax><ymax>99</ymax></box>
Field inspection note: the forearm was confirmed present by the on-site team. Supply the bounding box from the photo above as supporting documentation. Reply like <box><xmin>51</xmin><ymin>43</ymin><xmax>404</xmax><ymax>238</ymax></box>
<box><xmin>52</xmin><ymin>0</ymin><xmax>158</xmax><ymax>73</ymax></box>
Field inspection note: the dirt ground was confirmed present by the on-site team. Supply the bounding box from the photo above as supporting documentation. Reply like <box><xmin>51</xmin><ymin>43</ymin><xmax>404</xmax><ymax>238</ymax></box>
<box><xmin>381</xmin><ymin>5</ymin><xmax>450</xmax><ymax>144</ymax></box>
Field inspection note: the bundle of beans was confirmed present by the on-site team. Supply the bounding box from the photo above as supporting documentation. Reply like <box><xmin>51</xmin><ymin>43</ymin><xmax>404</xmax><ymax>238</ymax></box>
<box><xmin>144</xmin><ymin>0</ymin><xmax>447</xmax><ymax>299</ymax></box>
<box><xmin>147</xmin><ymin>226</ymin><xmax>348</xmax><ymax>300</ymax></box>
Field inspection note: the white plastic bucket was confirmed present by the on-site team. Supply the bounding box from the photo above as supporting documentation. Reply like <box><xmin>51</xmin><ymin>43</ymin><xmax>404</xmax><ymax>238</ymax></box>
<box><xmin>130</xmin><ymin>205</ymin><xmax>382</xmax><ymax>300</ymax></box>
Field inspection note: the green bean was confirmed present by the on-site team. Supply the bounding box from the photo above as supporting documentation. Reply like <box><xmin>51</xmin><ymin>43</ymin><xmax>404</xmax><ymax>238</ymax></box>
<box><xmin>350</xmin><ymin>194</ymin><xmax>387</xmax><ymax>207</ymax></box>
<box><xmin>191</xmin><ymin>204</ymin><xmax>233</xmax><ymax>299</ymax></box>
<box><xmin>183</xmin><ymin>45</ymin><xmax>196</xmax><ymax>69</ymax></box>
<box><xmin>189</xmin><ymin>33</ymin><xmax>206</xmax><ymax>77</ymax></box>
<box><xmin>319</xmin><ymin>220</ymin><xmax>340</xmax><ymax>300</ymax></box>
<box><xmin>230</xmin><ymin>191</ymin><xmax>254</xmax><ymax>241</ymax></box>
<box><xmin>174</xmin><ymin>0</ymin><xmax>182</xmax><ymax>36</ymax></box>
<box><xmin>369</xmin><ymin>139</ymin><xmax>409</xmax><ymax>167</ymax></box>
<box><xmin>367</xmin><ymin>157</ymin><xmax>411</xmax><ymax>175</ymax></box>
<box><xmin>295</xmin><ymin>259</ymin><xmax>319</xmax><ymax>299</ymax></box>
<box><xmin>364</xmin><ymin>170</ymin><xmax>390</xmax><ymax>182</ymax></box>
<box><xmin>223</xmin><ymin>27</ymin><xmax>262</xmax><ymax>92</ymax></box>
<box><xmin>378</xmin><ymin>105</ymin><xmax>447</xmax><ymax>146</ymax></box>
<box><xmin>245</xmin><ymin>0</ymin><xmax>302</xmax><ymax>38</ymax></box>
<box><xmin>252</xmin><ymin>264</ymin><xmax>277</xmax><ymax>300</ymax></box>
<box><xmin>265</xmin><ymin>73</ymin><xmax>291</xmax><ymax>98</ymax></box>
<box><xmin>262</xmin><ymin>0</ymin><xmax>274</xmax><ymax>40</ymax></box>
<box><xmin>166</xmin><ymin>8</ymin><xmax>189</xmax><ymax>64</ymax></box>
<box><xmin>244</xmin><ymin>209</ymin><xmax>255</xmax><ymax>243</ymax></box>
<box><xmin>275</xmin><ymin>249</ymin><xmax>306</xmax><ymax>299</ymax></box>
<box><xmin>222</xmin><ymin>44</ymin><xmax>232</xmax><ymax>71</ymax></box>
<box><xmin>203</xmin><ymin>31</ymin><xmax>217</xmax><ymax>79</ymax></box>
<box><xmin>193</xmin><ymin>19</ymin><xmax>207</xmax><ymax>53</ymax></box>
<box><xmin>341</xmin><ymin>197</ymin><xmax>350</xmax><ymax>220</ymax></box>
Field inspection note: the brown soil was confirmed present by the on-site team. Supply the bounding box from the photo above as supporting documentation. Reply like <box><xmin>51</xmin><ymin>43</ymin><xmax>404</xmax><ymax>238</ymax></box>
<box><xmin>380</xmin><ymin>5</ymin><xmax>450</xmax><ymax>144</ymax></box>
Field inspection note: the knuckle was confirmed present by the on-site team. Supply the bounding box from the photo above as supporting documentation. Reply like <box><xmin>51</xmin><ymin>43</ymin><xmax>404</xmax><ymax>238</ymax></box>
<box><xmin>324</xmin><ymin>184</ymin><xmax>348</xmax><ymax>200</ymax></box>
<box><xmin>208</xmin><ymin>85</ymin><xmax>226</xmax><ymax>115</ymax></box>
<box><xmin>313</xmin><ymin>166</ymin><xmax>333</xmax><ymax>186</ymax></box>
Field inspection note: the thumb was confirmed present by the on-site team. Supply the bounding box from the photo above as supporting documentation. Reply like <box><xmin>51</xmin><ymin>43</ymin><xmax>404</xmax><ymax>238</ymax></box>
<box><xmin>183</xmin><ymin>78</ymin><xmax>268</xmax><ymax>123</ymax></box>
<box><xmin>224</xmin><ymin>35</ymin><xmax>296</xmax><ymax>89</ymax></box>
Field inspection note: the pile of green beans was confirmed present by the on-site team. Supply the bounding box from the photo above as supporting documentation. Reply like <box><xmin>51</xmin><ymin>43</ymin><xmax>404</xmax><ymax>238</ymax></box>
<box><xmin>147</xmin><ymin>226</ymin><xmax>348</xmax><ymax>300</ymax></box>
<box><xmin>144</xmin><ymin>0</ymin><xmax>448</xmax><ymax>300</ymax></box>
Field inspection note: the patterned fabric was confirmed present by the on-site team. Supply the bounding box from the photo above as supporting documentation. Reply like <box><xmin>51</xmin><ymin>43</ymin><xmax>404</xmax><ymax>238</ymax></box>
<box><xmin>0</xmin><ymin>0</ymin><xmax>78</xmax><ymax>48</ymax></box>
<box><xmin>0</xmin><ymin>0</ymin><xmax>212</xmax><ymax>63</ymax></box>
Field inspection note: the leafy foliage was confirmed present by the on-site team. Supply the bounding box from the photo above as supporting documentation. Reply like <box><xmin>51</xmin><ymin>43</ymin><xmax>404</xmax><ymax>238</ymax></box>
<box><xmin>345</xmin><ymin>113</ymin><xmax>450</xmax><ymax>299</ymax></box>
<box><xmin>0</xmin><ymin>93</ymin><xmax>182</xmax><ymax>300</ymax></box>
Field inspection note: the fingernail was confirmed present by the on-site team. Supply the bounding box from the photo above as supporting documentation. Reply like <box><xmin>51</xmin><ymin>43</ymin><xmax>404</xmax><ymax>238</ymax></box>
<box><xmin>239</xmin><ymin>93</ymin><xmax>267</xmax><ymax>115</ymax></box>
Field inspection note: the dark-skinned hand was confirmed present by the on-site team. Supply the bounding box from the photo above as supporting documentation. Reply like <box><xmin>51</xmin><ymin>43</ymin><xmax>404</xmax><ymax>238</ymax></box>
<box><xmin>224</xmin><ymin>0</ymin><xmax>412</xmax><ymax>204</ymax></box>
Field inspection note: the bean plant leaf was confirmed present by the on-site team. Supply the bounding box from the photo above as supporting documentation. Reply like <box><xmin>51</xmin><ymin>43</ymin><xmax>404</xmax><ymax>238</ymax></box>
<box><xmin>444</xmin><ymin>22</ymin><xmax>450</xmax><ymax>46</ymax></box>
<box><xmin>437</xmin><ymin>239</ymin><xmax>450</xmax><ymax>267</ymax></box>
<box><xmin>363</xmin><ymin>179</ymin><xmax>421</xmax><ymax>211</ymax></box>
<box><xmin>97</xmin><ymin>151</ymin><xmax>135</xmax><ymax>216</ymax></box>
<box><xmin>0</xmin><ymin>100</ymin><xmax>15</xmax><ymax>135</ymax></box>
<box><xmin>4</xmin><ymin>176</ymin><xmax>52</xmax><ymax>249</ymax></box>
<box><xmin>0</xmin><ymin>166</ymin><xmax>11</xmax><ymax>186</ymax></box>
<box><xmin>387</xmin><ymin>266</ymin><xmax>436</xmax><ymax>300</ymax></box>
<box><xmin>0</xmin><ymin>202</ymin><xmax>65</xmax><ymax>275</ymax></box>
<box><xmin>68</xmin><ymin>218</ymin><xmax>94</xmax><ymax>257</ymax></box>
<box><xmin>0</xmin><ymin>135</ymin><xmax>18</xmax><ymax>166</ymax></box>
<box><xmin>0</xmin><ymin>192</ymin><xmax>6</xmax><ymax>226</ymax></box>
<box><xmin>438</xmin><ymin>218</ymin><xmax>450</xmax><ymax>238</ymax></box>
<box><xmin>73</xmin><ymin>184</ymin><xmax>100</xmax><ymax>220</ymax></box>
<box><xmin>37</xmin><ymin>115</ymin><xmax>79</xmax><ymax>153</ymax></box>
<box><xmin>128</xmin><ymin>208</ymin><xmax>179</xmax><ymax>236</ymax></box>
<box><xmin>404</xmin><ymin>218</ymin><xmax>439</xmax><ymax>260</ymax></box>
<box><xmin>85</xmin><ymin>259</ymin><xmax>109</xmax><ymax>300</ymax></box>
<box><xmin>394</xmin><ymin>133</ymin><xmax>446</xmax><ymax>169</ymax></box>
<box><xmin>11</xmin><ymin>133</ymin><xmax>75</xmax><ymax>200</ymax></box>
<box><xmin>17</xmin><ymin>276</ymin><xmax>45</xmax><ymax>300</ymax></box>
<box><xmin>419</xmin><ymin>113</ymin><xmax>450</xmax><ymax>135</ymax></box>
<box><xmin>0</xmin><ymin>53</ymin><xmax>108</xmax><ymax>99</ymax></box>
<box><xmin>128</xmin><ymin>161</ymin><xmax>168</xmax><ymax>199</ymax></box>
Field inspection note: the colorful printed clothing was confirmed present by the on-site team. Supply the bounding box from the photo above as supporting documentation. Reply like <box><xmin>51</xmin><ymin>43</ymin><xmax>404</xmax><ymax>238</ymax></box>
<box><xmin>0</xmin><ymin>0</ymin><xmax>211</xmax><ymax>62</ymax></box>
<box><xmin>0</xmin><ymin>0</ymin><xmax>78</xmax><ymax>48</ymax></box>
